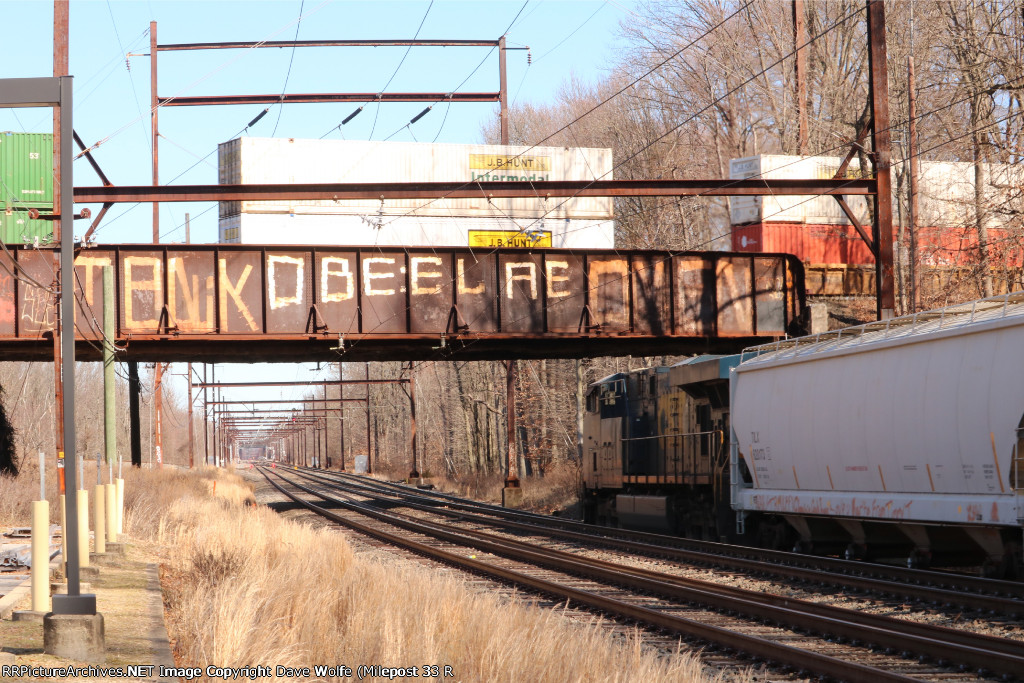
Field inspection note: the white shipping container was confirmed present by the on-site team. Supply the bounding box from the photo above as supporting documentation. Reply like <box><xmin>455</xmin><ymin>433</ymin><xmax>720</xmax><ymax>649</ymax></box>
<box><xmin>729</xmin><ymin>154</ymin><xmax>1022</xmax><ymax>230</ymax></box>
<box><xmin>219</xmin><ymin>212</ymin><xmax>614</xmax><ymax>249</ymax></box>
<box><xmin>219</xmin><ymin>137</ymin><xmax>613</xmax><ymax>221</ymax></box>
<box><xmin>728</xmin><ymin>155</ymin><xmax>869</xmax><ymax>226</ymax></box>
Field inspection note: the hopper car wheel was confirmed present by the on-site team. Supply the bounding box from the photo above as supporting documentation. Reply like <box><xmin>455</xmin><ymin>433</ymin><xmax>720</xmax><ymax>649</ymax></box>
<box><xmin>844</xmin><ymin>543</ymin><xmax>867</xmax><ymax>561</ymax></box>
<box><xmin>906</xmin><ymin>550</ymin><xmax>931</xmax><ymax>570</ymax></box>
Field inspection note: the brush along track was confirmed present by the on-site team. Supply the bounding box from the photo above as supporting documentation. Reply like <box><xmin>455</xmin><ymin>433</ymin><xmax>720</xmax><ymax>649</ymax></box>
<box><xmin>307</xmin><ymin>471</ymin><xmax>1024</xmax><ymax>614</ymax></box>
<box><xmin>293</xmin><ymin>467</ymin><xmax>1024</xmax><ymax>619</ymax></box>
<box><xmin>261</xmin><ymin>467</ymin><xmax>1022</xmax><ymax>682</ymax></box>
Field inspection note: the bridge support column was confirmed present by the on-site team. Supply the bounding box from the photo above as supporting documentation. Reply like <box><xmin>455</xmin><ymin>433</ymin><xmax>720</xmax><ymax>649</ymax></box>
<box><xmin>502</xmin><ymin>360</ymin><xmax>522</xmax><ymax>508</ymax></box>
<box><xmin>128</xmin><ymin>362</ymin><xmax>142</xmax><ymax>468</ymax></box>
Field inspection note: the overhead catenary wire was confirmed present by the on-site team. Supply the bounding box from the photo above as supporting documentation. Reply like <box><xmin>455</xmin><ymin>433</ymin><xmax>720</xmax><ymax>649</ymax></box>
<box><xmin>272</xmin><ymin>0</ymin><xmax>307</xmax><ymax>136</ymax></box>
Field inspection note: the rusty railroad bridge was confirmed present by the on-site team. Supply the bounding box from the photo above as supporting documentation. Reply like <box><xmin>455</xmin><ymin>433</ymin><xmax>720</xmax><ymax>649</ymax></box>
<box><xmin>0</xmin><ymin>245</ymin><xmax>805</xmax><ymax>362</ymax></box>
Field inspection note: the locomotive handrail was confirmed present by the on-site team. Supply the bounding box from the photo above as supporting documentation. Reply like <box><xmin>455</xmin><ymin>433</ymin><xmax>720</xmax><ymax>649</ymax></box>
<box><xmin>621</xmin><ymin>429</ymin><xmax>719</xmax><ymax>442</ymax></box>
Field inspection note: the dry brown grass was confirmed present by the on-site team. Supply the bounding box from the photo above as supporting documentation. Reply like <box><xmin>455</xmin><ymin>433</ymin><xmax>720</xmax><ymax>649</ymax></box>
<box><xmin>428</xmin><ymin>461</ymin><xmax>583</xmax><ymax>516</ymax></box>
<box><xmin>129</xmin><ymin>467</ymin><xmax>729</xmax><ymax>683</ymax></box>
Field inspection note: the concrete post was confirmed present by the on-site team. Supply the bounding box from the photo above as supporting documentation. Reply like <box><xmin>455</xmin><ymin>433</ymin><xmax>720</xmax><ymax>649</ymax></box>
<box><xmin>77</xmin><ymin>490</ymin><xmax>89</xmax><ymax>568</ymax></box>
<box><xmin>31</xmin><ymin>500</ymin><xmax>49</xmax><ymax>612</ymax></box>
<box><xmin>93</xmin><ymin>485</ymin><xmax>105</xmax><ymax>555</ymax></box>
<box><xmin>105</xmin><ymin>484</ymin><xmax>116</xmax><ymax>543</ymax></box>
<box><xmin>115</xmin><ymin>478</ymin><xmax>124</xmax><ymax>536</ymax></box>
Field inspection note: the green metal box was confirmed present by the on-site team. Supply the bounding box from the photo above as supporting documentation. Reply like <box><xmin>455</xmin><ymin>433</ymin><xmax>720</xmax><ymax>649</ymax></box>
<box><xmin>1</xmin><ymin>132</ymin><xmax>54</xmax><ymax>211</ymax></box>
<box><xmin>1</xmin><ymin>209</ymin><xmax>54</xmax><ymax>245</ymax></box>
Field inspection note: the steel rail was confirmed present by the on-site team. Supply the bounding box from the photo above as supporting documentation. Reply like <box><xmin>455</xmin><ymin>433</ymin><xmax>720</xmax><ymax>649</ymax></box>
<box><xmin>285</xmin><ymin>468</ymin><xmax>1024</xmax><ymax>670</ymax></box>
<box><xmin>260</xmin><ymin>467</ymin><xmax>921</xmax><ymax>683</ymax></box>
<box><xmin>312</xmin><ymin>469</ymin><xmax>1024</xmax><ymax>611</ymax></box>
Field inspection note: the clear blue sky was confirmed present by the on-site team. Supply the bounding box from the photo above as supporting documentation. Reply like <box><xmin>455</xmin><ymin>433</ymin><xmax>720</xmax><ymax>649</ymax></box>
<box><xmin>1</xmin><ymin>0</ymin><xmax>635</xmax><ymax>246</ymax></box>
<box><xmin>1</xmin><ymin>1</ymin><xmax>637</xmax><ymax>410</ymax></box>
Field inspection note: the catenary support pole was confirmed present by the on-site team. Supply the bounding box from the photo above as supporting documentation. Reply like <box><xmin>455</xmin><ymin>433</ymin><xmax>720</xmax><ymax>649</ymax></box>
<box><xmin>866</xmin><ymin>0</ymin><xmax>895</xmax><ymax>320</ymax></box>
<box><xmin>102</xmin><ymin>266</ymin><xmax>116</xmax><ymax>475</ymax></box>
<box><xmin>498</xmin><ymin>35</ymin><xmax>508</xmax><ymax>145</ymax></box>
<box><xmin>339</xmin><ymin>362</ymin><xmax>345</xmax><ymax>471</ymax></box>
<box><xmin>365</xmin><ymin>363</ymin><xmax>372</xmax><ymax>474</ymax></box>
<box><xmin>409</xmin><ymin>362</ymin><xmax>419</xmax><ymax>480</ymax></box>
<box><xmin>505</xmin><ymin>360</ymin><xmax>519</xmax><ymax>487</ymax></box>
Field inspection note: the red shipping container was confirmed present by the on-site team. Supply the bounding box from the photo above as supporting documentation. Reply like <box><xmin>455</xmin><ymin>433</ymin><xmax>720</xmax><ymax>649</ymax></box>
<box><xmin>733</xmin><ymin>223</ymin><xmax>1022</xmax><ymax>268</ymax></box>
<box><xmin>732</xmin><ymin>222</ymin><xmax>875</xmax><ymax>265</ymax></box>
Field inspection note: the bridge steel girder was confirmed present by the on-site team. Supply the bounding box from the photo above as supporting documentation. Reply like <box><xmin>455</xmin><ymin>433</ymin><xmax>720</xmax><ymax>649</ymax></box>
<box><xmin>0</xmin><ymin>244</ymin><xmax>805</xmax><ymax>363</ymax></box>
<box><xmin>73</xmin><ymin>178</ymin><xmax>874</xmax><ymax>204</ymax></box>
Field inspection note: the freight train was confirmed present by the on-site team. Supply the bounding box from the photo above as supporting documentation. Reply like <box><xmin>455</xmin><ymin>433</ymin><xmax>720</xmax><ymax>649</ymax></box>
<box><xmin>582</xmin><ymin>291</ymin><xmax>1024</xmax><ymax>577</ymax></box>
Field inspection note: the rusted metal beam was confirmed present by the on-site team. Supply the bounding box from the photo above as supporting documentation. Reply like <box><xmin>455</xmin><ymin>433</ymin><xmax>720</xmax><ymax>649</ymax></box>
<box><xmin>205</xmin><ymin>398</ymin><xmax>367</xmax><ymax>404</ymax></box>
<box><xmin>156</xmin><ymin>39</ymin><xmax>500</xmax><ymax>50</ymax></box>
<box><xmin>74</xmin><ymin>178</ymin><xmax>875</xmax><ymax>203</ymax></box>
<box><xmin>158</xmin><ymin>92</ymin><xmax>499</xmax><ymax>106</ymax></box>
<box><xmin>834</xmin><ymin>196</ymin><xmax>875</xmax><ymax>255</ymax></box>
<box><xmin>194</xmin><ymin>380</ymin><xmax>407</xmax><ymax>388</ymax></box>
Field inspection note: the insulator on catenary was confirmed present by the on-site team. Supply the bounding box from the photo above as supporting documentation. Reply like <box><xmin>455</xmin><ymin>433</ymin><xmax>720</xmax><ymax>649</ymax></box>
<box><xmin>247</xmin><ymin>108</ymin><xmax>270</xmax><ymax>129</ymax></box>
<box><xmin>342</xmin><ymin>106</ymin><xmax>364</xmax><ymax>125</ymax></box>
<box><xmin>410</xmin><ymin>106</ymin><xmax>432</xmax><ymax>125</ymax></box>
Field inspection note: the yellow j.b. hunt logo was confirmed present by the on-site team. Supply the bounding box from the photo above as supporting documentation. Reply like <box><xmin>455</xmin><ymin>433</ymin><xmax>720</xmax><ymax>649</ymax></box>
<box><xmin>469</xmin><ymin>155</ymin><xmax>551</xmax><ymax>181</ymax></box>
<box><xmin>468</xmin><ymin>230</ymin><xmax>552</xmax><ymax>248</ymax></box>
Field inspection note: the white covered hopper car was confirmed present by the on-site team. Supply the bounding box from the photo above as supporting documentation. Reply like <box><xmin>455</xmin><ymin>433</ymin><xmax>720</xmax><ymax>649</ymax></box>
<box><xmin>731</xmin><ymin>292</ymin><xmax>1024</xmax><ymax>575</ymax></box>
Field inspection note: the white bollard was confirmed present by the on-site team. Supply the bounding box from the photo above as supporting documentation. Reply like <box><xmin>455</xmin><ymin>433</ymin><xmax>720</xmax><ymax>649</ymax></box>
<box><xmin>93</xmin><ymin>485</ymin><xmax>106</xmax><ymax>554</ymax></box>
<box><xmin>105</xmin><ymin>483</ymin><xmax>117</xmax><ymax>543</ymax></box>
<box><xmin>115</xmin><ymin>478</ymin><xmax>125</xmax><ymax>536</ymax></box>
<box><xmin>77</xmin><ymin>489</ymin><xmax>90</xmax><ymax>568</ymax></box>
<box><xmin>31</xmin><ymin>500</ymin><xmax>49</xmax><ymax>612</ymax></box>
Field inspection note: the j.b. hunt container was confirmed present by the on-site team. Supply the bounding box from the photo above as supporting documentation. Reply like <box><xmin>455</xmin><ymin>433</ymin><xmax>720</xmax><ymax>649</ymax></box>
<box><xmin>1</xmin><ymin>132</ymin><xmax>54</xmax><ymax>211</ymax></box>
<box><xmin>218</xmin><ymin>137</ymin><xmax>615</xmax><ymax>249</ymax></box>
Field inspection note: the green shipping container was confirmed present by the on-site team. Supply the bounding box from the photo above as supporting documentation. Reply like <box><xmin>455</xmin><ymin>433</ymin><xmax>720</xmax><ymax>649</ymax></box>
<box><xmin>1</xmin><ymin>210</ymin><xmax>54</xmax><ymax>245</ymax></box>
<box><xmin>1</xmin><ymin>132</ymin><xmax>54</xmax><ymax>211</ymax></box>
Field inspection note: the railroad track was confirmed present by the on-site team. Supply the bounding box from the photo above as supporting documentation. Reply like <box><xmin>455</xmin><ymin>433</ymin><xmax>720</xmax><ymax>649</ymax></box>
<box><xmin>287</xmin><ymin>466</ymin><xmax>1024</xmax><ymax>617</ymax></box>
<box><xmin>259</xmin><ymin>466</ymin><xmax>1024</xmax><ymax>682</ymax></box>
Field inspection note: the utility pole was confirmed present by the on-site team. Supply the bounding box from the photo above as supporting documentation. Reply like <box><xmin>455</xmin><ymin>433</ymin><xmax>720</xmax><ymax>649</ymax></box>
<box><xmin>907</xmin><ymin>55</ymin><xmax>919</xmax><ymax>312</ymax></box>
<box><xmin>792</xmin><ymin>0</ymin><xmax>808</xmax><ymax>154</ymax></box>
